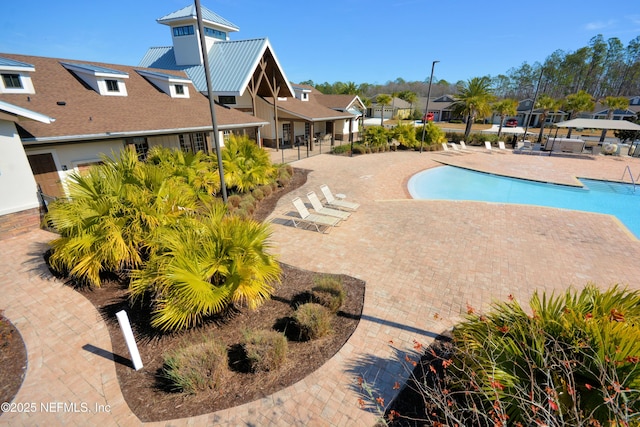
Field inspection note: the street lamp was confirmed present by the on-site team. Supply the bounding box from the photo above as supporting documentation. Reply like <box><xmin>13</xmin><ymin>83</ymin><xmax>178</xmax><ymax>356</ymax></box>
<box><xmin>420</xmin><ymin>60</ymin><xmax>440</xmax><ymax>153</ymax></box>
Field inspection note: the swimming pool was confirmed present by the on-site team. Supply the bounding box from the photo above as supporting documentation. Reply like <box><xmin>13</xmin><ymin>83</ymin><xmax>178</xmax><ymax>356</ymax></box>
<box><xmin>408</xmin><ymin>166</ymin><xmax>640</xmax><ymax>238</ymax></box>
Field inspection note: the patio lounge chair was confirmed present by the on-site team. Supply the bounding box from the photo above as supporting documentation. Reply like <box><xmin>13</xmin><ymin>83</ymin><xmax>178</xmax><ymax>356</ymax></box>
<box><xmin>291</xmin><ymin>197</ymin><xmax>341</xmax><ymax>233</ymax></box>
<box><xmin>306</xmin><ymin>191</ymin><xmax>351</xmax><ymax>220</ymax></box>
<box><xmin>498</xmin><ymin>141</ymin><xmax>509</xmax><ymax>152</ymax></box>
<box><xmin>320</xmin><ymin>184</ymin><xmax>360</xmax><ymax>211</ymax></box>
<box><xmin>484</xmin><ymin>141</ymin><xmax>494</xmax><ymax>153</ymax></box>
<box><xmin>458</xmin><ymin>141</ymin><xmax>474</xmax><ymax>152</ymax></box>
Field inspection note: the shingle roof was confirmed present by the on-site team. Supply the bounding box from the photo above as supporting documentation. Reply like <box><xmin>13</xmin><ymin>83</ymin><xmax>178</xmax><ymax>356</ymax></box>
<box><xmin>139</xmin><ymin>39</ymin><xmax>294</xmax><ymax>97</ymax></box>
<box><xmin>157</xmin><ymin>5</ymin><xmax>239</xmax><ymax>31</ymax></box>
<box><xmin>0</xmin><ymin>53</ymin><xmax>267</xmax><ymax>142</ymax></box>
<box><xmin>265</xmin><ymin>97</ymin><xmax>354</xmax><ymax>122</ymax></box>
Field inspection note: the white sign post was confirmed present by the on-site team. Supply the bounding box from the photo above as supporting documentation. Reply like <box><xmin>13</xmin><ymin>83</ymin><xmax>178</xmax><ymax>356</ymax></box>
<box><xmin>115</xmin><ymin>310</ymin><xmax>143</xmax><ymax>371</ymax></box>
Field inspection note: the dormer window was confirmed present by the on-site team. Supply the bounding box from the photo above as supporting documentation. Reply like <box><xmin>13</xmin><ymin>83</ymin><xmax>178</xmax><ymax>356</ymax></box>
<box><xmin>204</xmin><ymin>27</ymin><xmax>226</xmax><ymax>40</ymax></box>
<box><xmin>2</xmin><ymin>74</ymin><xmax>22</xmax><ymax>89</ymax></box>
<box><xmin>218</xmin><ymin>95</ymin><xmax>236</xmax><ymax>105</ymax></box>
<box><xmin>136</xmin><ymin>69</ymin><xmax>191</xmax><ymax>98</ymax></box>
<box><xmin>61</xmin><ymin>62</ymin><xmax>129</xmax><ymax>97</ymax></box>
<box><xmin>173</xmin><ymin>25</ymin><xmax>194</xmax><ymax>37</ymax></box>
<box><xmin>105</xmin><ymin>79</ymin><xmax>119</xmax><ymax>92</ymax></box>
<box><xmin>0</xmin><ymin>57</ymin><xmax>36</xmax><ymax>94</ymax></box>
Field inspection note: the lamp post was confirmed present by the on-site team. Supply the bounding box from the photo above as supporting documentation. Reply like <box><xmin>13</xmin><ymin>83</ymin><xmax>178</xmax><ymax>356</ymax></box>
<box><xmin>420</xmin><ymin>60</ymin><xmax>439</xmax><ymax>153</ymax></box>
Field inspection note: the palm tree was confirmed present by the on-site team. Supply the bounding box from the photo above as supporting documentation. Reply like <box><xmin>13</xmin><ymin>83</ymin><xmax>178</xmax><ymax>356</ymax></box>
<box><xmin>563</xmin><ymin>90</ymin><xmax>595</xmax><ymax>138</ymax></box>
<box><xmin>535</xmin><ymin>95</ymin><xmax>562</xmax><ymax>143</ymax></box>
<box><xmin>376</xmin><ymin>94</ymin><xmax>392</xmax><ymax>126</ymax></box>
<box><xmin>599</xmin><ymin>96</ymin><xmax>630</xmax><ymax>142</ymax></box>
<box><xmin>492</xmin><ymin>99</ymin><xmax>518</xmax><ymax>138</ymax></box>
<box><xmin>221</xmin><ymin>134</ymin><xmax>275</xmax><ymax>193</ymax></box>
<box><xmin>129</xmin><ymin>204</ymin><xmax>281</xmax><ymax>332</ymax></box>
<box><xmin>450</xmin><ymin>77</ymin><xmax>495</xmax><ymax>141</ymax></box>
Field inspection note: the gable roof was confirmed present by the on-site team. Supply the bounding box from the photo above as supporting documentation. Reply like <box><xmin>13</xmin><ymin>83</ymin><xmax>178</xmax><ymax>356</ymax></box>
<box><xmin>139</xmin><ymin>38</ymin><xmax>294</xmax><ymax>97</ymax></box>
<box><xmin>265</xmin><ymin>97</ymin><xmax>354</xmax><ymax>122</ymax></box>
<box><xmin>157</xmin><ymin>5</ymin><xmax>239</xmax><ymax>32</ymax></box>
<box><xmin>0</xmin><ymin>53</ymin><xmax>267</xmax><ymax>143</ymax></box>
<box><xmin>0</xmin><ymin>100</ymin><xmax>54</xmax><ymax>124</ymax></box>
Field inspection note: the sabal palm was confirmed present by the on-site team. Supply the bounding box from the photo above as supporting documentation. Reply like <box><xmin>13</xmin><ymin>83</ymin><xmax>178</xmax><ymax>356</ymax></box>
<box><xmin>492</xmin><ymin>98</ymin><xmax>518</xmax><ymax>138</ymax></box>
<box><xmin>376</xmin><ymin>94</ymin><xmax>392</xmax><ymax>126</ymax></box>
<box><xmin>451</xmin><ymin>77</ymin><xmax>495</xmax><ymax>140</ymax></box>
<box><xmin>599</xmin><ymin>96</ymin><xmax>629</xmax><ymax>142</ymax></box>
<box><xmin>45</xmin><ymin>148</ymin><xmax>199</xmax><ymax>287</ymax></box>
<box><xmin>564</xmin><ymin>90</ymin><xmax>595</xmax><ymax>138</ymax></box>
<box><xmin>221</xmin><ymin>134</ymin><xmax>274</xmax><ymax>193</ymax></box>
<box><xmin>535</xmin><ymin>94</ymin><xmax>561</xmax><ymax>142</ymax></box>
<box><xmin>129</xmin><ymin>203</ymin><xmax>281</xmax><ymax>332</ymax></box>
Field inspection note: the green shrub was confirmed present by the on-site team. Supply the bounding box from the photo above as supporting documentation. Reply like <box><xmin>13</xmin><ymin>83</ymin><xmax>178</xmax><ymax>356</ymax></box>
<box><xmin>227</xmin><ymin>194</ymin><xmax>242</xmax><ymax>208</ymax></box>
<box><xmin>163</xmin><ymin>339</ymin><xmax>228</xmax><ymax>394</ymax></box>
<box><xmin>351</xmin><ymin>144</ymin><xmax>366</xmax><ymax>155</ymax></box>
<box><xmin>239</xmin><ymin>199</ymin><xmax>255</xmax><ymax>216</ymax></box>
<box><xmin>312</xmin><ymin>276</ymin><xmax>346</xmax><ymax>313</ymax></box>
<box><xmin>391</xmin><ymin>123</ymin><xmax>418</xmax><ymax>149</ymax></box>
<box><xmin>331</xmin><ymin>144</ymin><xmax>352</xmax><ymax>155</ymax></box>
<box><xmin>363</xmin><ymin>126</ymin><xmax>389</xmax><ymax>147</ymax></box>
<box><xmin>252</xmin><ymin>188</ymin><xmax>264</xmax><ymax>201</ymax></box>
<box><xmin>242</xmin><ymin>329</ymin><xmax>288</xmax><ymax>372</ymax></box>
<box><xmin>413</xmin><ymin>284</ymin><xmax>640</xmax><ymax>425</ymax></box>
<box><xmin>277</xmin><ymin>173</ymin><xmax>291</xmax><ymax>188</ymax></box>
<box><xmin>294</xmin><ymin>303</ymin><xmax>333</xmax><ymax>340</ymax></box>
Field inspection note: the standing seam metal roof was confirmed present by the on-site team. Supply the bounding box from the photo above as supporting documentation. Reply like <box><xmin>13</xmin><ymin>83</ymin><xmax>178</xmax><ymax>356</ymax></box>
<box><xmin>157</xmin><ymin>5</ymin><xmax>239</xmax><ymax>31</ymax></box>
<box><xmin>0</xmin><ymin>57</ymin><xmax>35</xmax><ymax>69</ymax></box>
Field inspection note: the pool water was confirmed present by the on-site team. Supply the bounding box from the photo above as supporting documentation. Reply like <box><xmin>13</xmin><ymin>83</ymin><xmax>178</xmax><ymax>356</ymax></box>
<box><xmin>408</xmin><ymin>166</ymin><xmax>640</xmax><ymax>238</ymax></box>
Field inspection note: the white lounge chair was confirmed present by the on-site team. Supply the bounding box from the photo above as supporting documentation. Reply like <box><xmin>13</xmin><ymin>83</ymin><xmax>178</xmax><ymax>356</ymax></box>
<box><xmin>319</xmin><ymin>184</ymin><xmax>360</xmax><ymax>211</ymax></box>
<box><xmin>448</xmin><ymin>143</ymin><xmax>467</xmax><ymax>154</ymax></box>
<box><xmin>306</xmin><ymin>191</ymin><xmax>351</xmax><ymax>220</ymax></box>
<box><xmin>458</xmin><ymin>141</ymin><xmax>474</xmax><ymax>152</ymax></box>
<box><xmin>484</xmin><ymin>141</ymin><xmax>494</xmax><ymax>153</ymax></box>
<box><xmin>497</xmin><ymin>141</ymin><xmax>509</xmax><ymax>153</ymax></box>
<box><xmin>291</xmin><ymin>197</ymin><xmax>341</xmax><ymax>233</ymax></box>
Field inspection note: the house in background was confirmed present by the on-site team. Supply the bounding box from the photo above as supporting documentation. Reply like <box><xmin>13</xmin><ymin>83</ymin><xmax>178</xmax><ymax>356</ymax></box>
<box><xmin>139</xmin><ymin>5</ymin><xmax>362</xmax><ymax>148</ymax></box>
<box><xmin>368</xmin><ymin>97</ymin><xmax>411</xmax><ymax>121</ymax></box>
<box><xmin>416</xmin><ymin>95</ymin><xmax>457</xmax><ymax>122</ymax></box>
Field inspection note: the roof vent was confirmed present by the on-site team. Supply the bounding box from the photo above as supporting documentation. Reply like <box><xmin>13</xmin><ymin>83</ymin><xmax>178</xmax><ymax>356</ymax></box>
<box><xmin>57</xmin><ymin>101</ymin><xmax>66</xmax><ymax>106</ymax></box>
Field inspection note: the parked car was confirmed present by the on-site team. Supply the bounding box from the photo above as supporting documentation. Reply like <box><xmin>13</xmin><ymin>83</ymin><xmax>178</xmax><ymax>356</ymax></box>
<box><xmin>505</xmin><ymin>118</ymin><xmax>518</xmax><ymax>127</ymax></box>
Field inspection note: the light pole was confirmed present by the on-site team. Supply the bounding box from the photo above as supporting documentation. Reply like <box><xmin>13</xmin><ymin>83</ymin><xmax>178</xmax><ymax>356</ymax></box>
<box><xmin>420</xmin><ymin>60</ymin><xmax>439</xmax><ymax>153</ymax></box>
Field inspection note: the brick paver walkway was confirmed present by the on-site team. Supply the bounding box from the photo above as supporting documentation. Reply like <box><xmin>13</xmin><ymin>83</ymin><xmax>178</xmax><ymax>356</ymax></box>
<box><xmin>3</xmin><ymin>150</ymin><xmax>640</xmax><ymax>426</ymax></box>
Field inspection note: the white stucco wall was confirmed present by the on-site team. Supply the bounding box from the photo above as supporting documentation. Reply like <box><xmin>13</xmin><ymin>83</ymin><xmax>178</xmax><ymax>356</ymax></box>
<box><xmin>0</xmin><ymin>120</ymin><xmax>39</xmax><ymax>215</ymax></box>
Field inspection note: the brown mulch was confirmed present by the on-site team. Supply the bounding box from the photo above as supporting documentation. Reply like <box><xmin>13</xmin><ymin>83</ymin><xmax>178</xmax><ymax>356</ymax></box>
<box><xmin>0</xmin><ymin>312</ymin><xmax>27</xmax><ymax>407</ymax></box>
<box><xmin>43</xmin><ymin>168</ymin><xmax>366</xmax><ymax>422</ymax></box>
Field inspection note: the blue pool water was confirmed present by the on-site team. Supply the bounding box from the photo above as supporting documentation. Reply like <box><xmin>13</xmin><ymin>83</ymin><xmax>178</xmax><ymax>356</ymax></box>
<box><xmin>408</xmin><ymin>166</ymin><xmax>640</xmax><ymax>238</ymax></box>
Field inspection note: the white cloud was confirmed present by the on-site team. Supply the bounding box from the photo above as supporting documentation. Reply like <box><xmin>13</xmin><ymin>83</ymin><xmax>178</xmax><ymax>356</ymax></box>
<box><xmin>584</xmin><ymin>19</ymin><xmax>616</xmax><ymax>30</ymax></box>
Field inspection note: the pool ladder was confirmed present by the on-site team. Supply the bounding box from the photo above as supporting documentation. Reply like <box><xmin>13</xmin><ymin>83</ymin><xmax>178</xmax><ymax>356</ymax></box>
<box><xmin>622</xmin><ymin>165</ymin><xmax>638</xmax><ymax>192</ymax></box>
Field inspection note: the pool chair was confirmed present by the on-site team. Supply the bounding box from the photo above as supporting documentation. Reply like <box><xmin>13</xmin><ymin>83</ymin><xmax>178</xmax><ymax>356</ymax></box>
<box><xmin>306</xmin><ymin>191</ymin><xmax>351</xmax><ymax>220</ymax></box>
<box><xmin>458</xmin><ymin>141</ymin><xmax>474</xmax><ymax>152</ymax></box>
<box><xmin>291</xmin><ymin>197</ymin><xmax>341</xmax><ymax>233</ymax></box>
<box><xmin>484</xmin><ymin>141</ymin><xmax>494</xmax><ymax>153</ymax></box>
<box><xmin>441</xmin><ymin>143</ymin><xmax>462</xmax><ymax>155</ymax></box>
<box><xmin>320</xmin><ymin>184</ymin><xmax>360</xmax><ymax>211</ymax></box>
<box><xmin>497</xmin><ymin>141</ymin><xmax>509</xmax><ymax>153</ymax></box>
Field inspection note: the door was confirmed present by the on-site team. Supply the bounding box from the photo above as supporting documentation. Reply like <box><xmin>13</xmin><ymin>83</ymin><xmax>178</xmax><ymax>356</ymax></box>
<box><xmin>27</xmin><ymin>153</ymin><xmax>64</xmax><ymax>198</ymax></box>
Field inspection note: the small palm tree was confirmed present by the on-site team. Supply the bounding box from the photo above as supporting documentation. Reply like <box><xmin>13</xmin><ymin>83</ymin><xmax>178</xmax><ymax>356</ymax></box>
<box><xmin>376</xmin><ymin>94</ymin><xmax>392</xmax><ymax>126</ymax></box>
<box><xmin>129</xmin><ymin>204</ymin><xmax>281</xmax><ymax>332</ymax></box>
<box><xmin>535</xmin><ymin>94</ymin><xmax>562</xmax><ymax>142</ymax></box>
<box><xmin>563</xmin><ymin>90</ymin><xmax>595</xmax><ymax>138</ymax></box>
<box><xmin>599</xmin><ymin>96</ymin><xmax>630</xmax><ymax>142</ymax></box>
<box><xmin>221</xmin><ymin>134</ymin><xmax>275</xmax><ymax>193</ymax></box>
<box><xmin>492</xmin><ymin>98</ymin><xmax>518</xmax><ymax>138</ymax></box>
<box><xmin>451</xmin><ymin>77</ymin><xmax>495</xmax><ymax>141</ymax></box>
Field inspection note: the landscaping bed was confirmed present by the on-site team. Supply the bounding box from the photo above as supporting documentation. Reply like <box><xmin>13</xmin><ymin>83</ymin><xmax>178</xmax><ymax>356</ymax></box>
<box><xmin>0</xmin><ymin>312</ymin><xmax>27</xmax><ymax>408</ymax></box>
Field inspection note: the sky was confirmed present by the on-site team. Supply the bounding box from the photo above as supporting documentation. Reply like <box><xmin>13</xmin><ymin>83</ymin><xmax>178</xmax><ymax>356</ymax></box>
<box><xmin>1</xmin><ymin>0</ymin><xmax>639</xmax><ymax>86</ymax></box>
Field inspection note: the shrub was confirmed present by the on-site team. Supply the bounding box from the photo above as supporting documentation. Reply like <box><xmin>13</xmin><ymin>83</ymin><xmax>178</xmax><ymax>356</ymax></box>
<box><xmin>239</xmin><ymin>199</ymin><xmax>256</xmax><ymax>216</ymax></box>
<box><xmin>312</xmin><ymin>276</ymin><xmax>346</xmax><ymax>313</ymax></box>
<box><xmin>252</xmin><ymin>188</ymin><xmax>264</xmax><ymax>201</ymax></box>
<box><xmin>404</xmin><ymin>284</ymin><xmax>640</xmax><ymax>426</ymax></box>
<box><xmin>162</xmin><ymin>339</ymin><xmax>228</xmax><ymax>394</ymax></box>
<box><xmin>363</xmin><ymin>126</ymin><xmax>389</xmax><ymax>148</ymax></box>
<box><xmin>260</xmin><ymin>184</ymin><xmax>272</xmax><ymax>198</ymax></box>
<box><xmin>331</xmin><ymin>144</ymin><xmax>352</xmax><ymax>155</ymax></box>
<box><xmin>277</xmin><ymin>173</ymin><xmax>291</xmax><ymax>188</ymax></box>
<box><xmin>352</xmin><ymin>144</ymin><xmax>366</xmax><ymax>155</ymax></box>
<box><xmin>294</xmin><ymin>303</ymin><xmax>333</xmax><ymax>340</ymax></box>
<box><xmin>221</xmin><ymin>134</ymin><xmax>275</xmax><ymax>193</ymax></box>
<box><xmin>242</xmin><ymin>329</ymin><xmax>288</xmax><ymax>372</ymax></box>
<box><xmin>227</xmin><ymin>194</ymin><xmax>242</xmax><ymax>208</ymax></box>
<box><xmin>391</xmin><ymin>124</ymin><xmax>418</xmax><ymax>149</ymax></box>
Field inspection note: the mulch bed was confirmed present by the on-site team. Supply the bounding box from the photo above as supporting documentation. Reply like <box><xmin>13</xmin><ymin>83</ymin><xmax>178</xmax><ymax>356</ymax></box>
<box><xmin>44</xmin><ymin>168</ymin><xmax>366</xmax><ymax>422</ymax></box>
<box><xmin>0</xmin><ymin>313</ymin><xmax>27</xmax><ymax>409</ymax></box>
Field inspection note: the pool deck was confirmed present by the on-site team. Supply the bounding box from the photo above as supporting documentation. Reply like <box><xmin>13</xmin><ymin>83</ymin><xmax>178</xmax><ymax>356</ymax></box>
<box><xmin>3</xmin><ymin>150</ymin><xmax>640</xmax><ymax>426</ymax></box>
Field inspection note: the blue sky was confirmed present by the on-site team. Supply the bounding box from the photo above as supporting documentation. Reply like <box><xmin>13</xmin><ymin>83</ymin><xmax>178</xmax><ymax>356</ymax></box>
<box><xmin>1</xmin><ymin>0</ymin><xmax>639</xmax><ymax>86</ymax></box>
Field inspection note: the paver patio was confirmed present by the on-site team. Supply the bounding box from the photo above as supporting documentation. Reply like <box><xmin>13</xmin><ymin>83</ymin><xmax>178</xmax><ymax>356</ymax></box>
<box><xmin>2</xmin><ymin>150</ymin><xmax>640</xmax><ymax>426</ymax></box>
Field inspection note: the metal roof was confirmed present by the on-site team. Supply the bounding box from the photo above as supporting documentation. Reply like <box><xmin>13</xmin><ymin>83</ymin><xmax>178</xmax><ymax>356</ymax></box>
<box><xmin>0</xmin><ymin>57</ymin><xmax>35</xmax><ymax>69</ymax></box>
<box><xmin>157</xmin><ymin>5</ymin><xmax>239</xmax><ymax>31</ymax></box>
<box><xmin>135</xmin><ymin>69</ymin><xmax>191</xmax><ymax>82</ymax></box>
<box><xmin>0</xmin><ymin>100</ymin><xmax>55</xmax><ymax>124</ymax></box>
<box><xmin>139</xmin><ymin>38</ymin><xmax>287</xmax><ymax>95</ymax></box>
<box><xmin>60</xmin><ymin>62</ymin><xmax>128</xmax><ymax>77</ymax></box>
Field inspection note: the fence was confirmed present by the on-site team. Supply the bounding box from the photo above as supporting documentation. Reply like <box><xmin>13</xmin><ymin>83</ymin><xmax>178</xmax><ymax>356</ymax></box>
<box><xmin>268</xmin><ymin>138</ymin><xmax>356</xmax><ymax>164</ymax></box>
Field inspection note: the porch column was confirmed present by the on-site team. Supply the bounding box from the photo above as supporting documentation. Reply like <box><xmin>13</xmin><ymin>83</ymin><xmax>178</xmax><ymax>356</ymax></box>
<box><xmin>309</xmin><ymin>122</ymin><xmax>315</xmax><ymax>152</ymax></box>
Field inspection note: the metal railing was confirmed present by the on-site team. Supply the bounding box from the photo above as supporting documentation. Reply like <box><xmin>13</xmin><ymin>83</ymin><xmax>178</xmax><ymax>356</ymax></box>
<box><xmin>622</xmin><ymin>165</ymin><xmax>636</xmax><ymax>192</ymax></box>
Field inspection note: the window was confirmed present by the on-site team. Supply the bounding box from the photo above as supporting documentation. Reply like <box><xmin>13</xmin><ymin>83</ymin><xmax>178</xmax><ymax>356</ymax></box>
<box><xmin>2</xmin><ymin>73</ymin><xmax>22</xmax><ymax>89</ymax></box>
<box><xmin>128</xmin><ymin>137</ymin><xmax>149</xmax><ymax>161</ymax></box>
<box><xmin>173</xmin><ymin>25</ymin><xmax>194</xmax><ymax>37</ymax></box>
<box><xmin>105</xmin><ymin>79</ymin><xmax>119</xmax><ymax>92</ymax></box>
<box><xmin>218</xmin><ymin>96</ymin><xmax>236</xmax><ymax>105</ymax></box>
<box><xmin>204</xmin><ymin>27</ymin><xmax>226</xmax><ymax>40</ymax></box>
<box><xmin>179</xmin><ymin>133</ymin><xmax>206</xmax><ymax>153</ymax></box>
<box><xmin>223</xmin><ymin>130</ymin><xmax>232</xmax><ymax>142</ymax></box>
<box><xmin>175</xmin><ymin>84</ymin><xmax>184</xmax><ymax>95</ymax></box>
